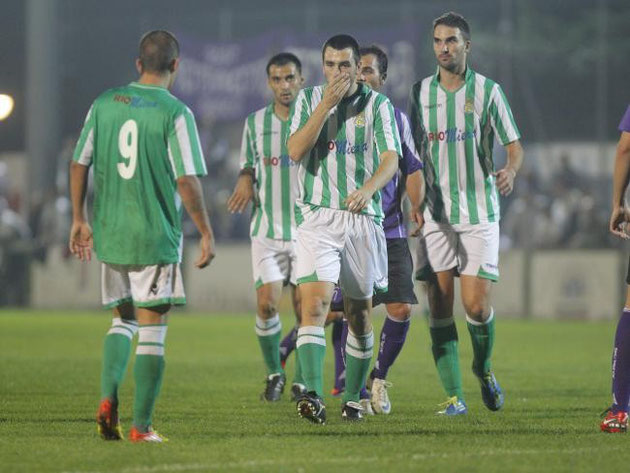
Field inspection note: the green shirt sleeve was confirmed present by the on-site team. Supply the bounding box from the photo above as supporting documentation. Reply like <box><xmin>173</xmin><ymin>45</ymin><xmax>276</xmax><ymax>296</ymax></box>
<box><xmin>167</xmin><ymin>106</ymin><xmax>207</xmax><ymax>178</ymax></box>
<box><xmin>489</xmin><ymin>84</ymin><xmax>521</xmax><ymax>146</ymax></box>
<box><xmin>72</xmin><ymin>103</ymin><xmax>96</xmax><ymax>166</ymax></box>
<box><xmin>373</xmin><ymin>96</ymin><xmax>402</xmax><ymax>158</ymax></box>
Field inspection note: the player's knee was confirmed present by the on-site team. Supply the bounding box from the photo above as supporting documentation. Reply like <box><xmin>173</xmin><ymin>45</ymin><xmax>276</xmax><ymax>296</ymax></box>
<box><xmin>464</xmin><ymin>301</ymin><xmax>488</xmax><ymax>321</ymax></box>
<box><xmin>257</xmin><ymin>300</ymin><xmax>277</xmax><ymax>319</ymax></box>
<box><xmin>387</xmin><ymin>304</ymin><xmax>411</xmax><ymax>321</ymax></box>
<box><xmin>302</xmin><ymin>296</ymin><xmax>329</xmax><ymax>319</ymax></box>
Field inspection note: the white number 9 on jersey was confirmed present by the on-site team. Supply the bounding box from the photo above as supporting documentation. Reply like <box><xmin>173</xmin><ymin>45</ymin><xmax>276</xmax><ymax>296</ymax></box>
<box><xmin>117</xmin><ymin>119</ymin><xmax>138</xmax><ymax>179</ymax></box>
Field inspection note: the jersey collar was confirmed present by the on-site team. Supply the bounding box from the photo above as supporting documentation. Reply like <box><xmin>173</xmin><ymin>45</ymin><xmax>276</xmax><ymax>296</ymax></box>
<box><xmin>341</xmin><ymin>82</ymin><xmax>369</xmax><ymax>102</ymax></box>
<box><xmin>432</xmin><ymin>66</ymin><xmax>474</xmax><ymax>86</ymax></box>
<box><xmin>129</xmin><ymin>81</ymin><xmax>170</xmax><ymax>92</ymax></box>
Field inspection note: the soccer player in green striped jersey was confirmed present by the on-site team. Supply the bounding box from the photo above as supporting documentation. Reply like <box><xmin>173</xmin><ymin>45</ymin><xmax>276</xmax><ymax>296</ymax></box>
<box><xmin>408</xmin><ymin>12</ymin><xmax>524</xmax><ymax>416</ymax></box>
<box><xmin>69</xmin><ymin>31</ymin><xmax>215</xmax><ymax>442</ymax></box>
<box><xmin>288</xmin><ymin>34</ymin><xmax>401</xmax><ymax>423</ymax></box>
<box><xmin>227</xmin><ymin>53</ymin><xmax>305</xmax><ymax>402</ymax></box>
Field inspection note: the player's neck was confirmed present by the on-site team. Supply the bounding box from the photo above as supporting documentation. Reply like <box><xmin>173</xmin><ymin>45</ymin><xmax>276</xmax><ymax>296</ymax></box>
<box><xmin>438</xmin><ymin>64</ymin><xmax>466</xmax><ymax>91</ymax></box>
<box><xmin>274</xmin><ymin>102</ymin><xmax>290</xmax><ymax>121</ymax></box>
<box><xmin>344</xmin><ymin>82</ymin><xmax>359</xmax><ymax>98</ymax></box>
<box><xmin>138</xmin><ymin>73</ymin><xmax>171</xmax><ymax>90</ymax></box>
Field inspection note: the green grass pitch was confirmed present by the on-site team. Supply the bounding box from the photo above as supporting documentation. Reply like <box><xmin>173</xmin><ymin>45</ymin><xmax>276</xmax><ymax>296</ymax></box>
<box><xmin>1</xmin><ymin>310</ymin><xmax>629</xmax><ymax>473</ymax></box>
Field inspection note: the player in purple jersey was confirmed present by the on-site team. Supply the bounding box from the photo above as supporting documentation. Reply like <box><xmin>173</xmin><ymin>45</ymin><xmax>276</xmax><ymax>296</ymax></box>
<box><xmin>601</xmin><ymin>105</ymin><xmax>630</xmax><ymax>433</ymax></box>
<box><xmin>328</xmin><ymin>45</ymin><xmax>425</xmax><ymax>415</ymax></box>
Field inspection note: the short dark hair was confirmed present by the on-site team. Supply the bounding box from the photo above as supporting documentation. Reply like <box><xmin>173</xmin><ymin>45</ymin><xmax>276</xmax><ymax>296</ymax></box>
<box><xmin>359</xmin><ymin>45</ymin><xmax>388</xmax><ymax>79</ymax></box>
<box><xmin>322</xmin><ymin>34</ymin><xmax>360</xmax><ymax>65</ymax></box>
<box><xmin>138</xmin><ymin>30</ymin><xmax>180</xmax><ymax>74</ymax></box>
<box><xmin>433</xmin><ymin>12</ymin><xmax>471</xmax><ymax>41</ymax></box>
<box><xmin>266</xmin><ymin>52</ymin><xmax>302</xmax><ymax>76</ymax></box>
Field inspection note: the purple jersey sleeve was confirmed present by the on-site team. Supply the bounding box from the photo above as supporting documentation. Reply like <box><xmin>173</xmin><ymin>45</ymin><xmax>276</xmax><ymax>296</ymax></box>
<box><xmin>619</xmin><ymin>105</ymin><xmax>630</xmax><ymax>132</ymax></box>
<box><xmin>394</xmin><ymin>108</ymin><xmax>423</xmax><ymax>177</ymax></box>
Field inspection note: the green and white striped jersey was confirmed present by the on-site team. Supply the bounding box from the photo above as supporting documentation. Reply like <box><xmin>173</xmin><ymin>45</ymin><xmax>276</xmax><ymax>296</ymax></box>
<box><xmin>240</xmin><ymin>103</ymin><xmax>298</xmax><ymax>241</ymax></box>
<box><xmin>288</xmin><ymin>83</ymin><xmax>401</xmax><ymax>224</ymax></box>
<box><xmin>73</xmin><ymin>82</ymin><xmax>207</xmax><ymax>265</ymax></box>
<box><xmin>408</xmin><ymin>67</ymin><xmax>520</xmax><ymax>225</ymax></box>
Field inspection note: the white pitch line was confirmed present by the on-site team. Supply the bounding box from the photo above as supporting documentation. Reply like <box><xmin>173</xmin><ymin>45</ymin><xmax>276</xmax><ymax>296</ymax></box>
<box><xmin>60</xmin><ymin>446</ymin><xmax>628</xmax><ymax>473</ymax></box>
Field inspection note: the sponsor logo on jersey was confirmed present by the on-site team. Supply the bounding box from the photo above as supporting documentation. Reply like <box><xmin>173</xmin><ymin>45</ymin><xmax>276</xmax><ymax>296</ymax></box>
<box><xmin>424</xmin><ymin>102</ymin><xmax>443</xmax><ymax>109</ymax></box>
<box><xmin>428</xmin><ymin>127</ymin><xmax>477</xmax><ymax>143</ymax></box>
<box><xmin>114</xmin><ymin>94</ymin><xmax>132</xmax><ymax>104</ymax></box>
<box><xmin>262</xmin><ymin>155</ymin><xmax>297</xmax><ymax>167</ymax></box>
<box><xmin>113</xmin><ymin>95</ymin><xmax>158</xmax><ymax>108</ymax></box>
<box><xmin>327</xmin><ymin>140</ymin><xmax>368</xmax><ymax>154</ymax></box>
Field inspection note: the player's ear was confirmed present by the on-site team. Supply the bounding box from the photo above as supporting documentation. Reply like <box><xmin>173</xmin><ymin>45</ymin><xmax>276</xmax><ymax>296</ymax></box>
<box><xmin>170</xmin><ymin>58</ymin><xmax>180</xmax><ymax>73</ymax></box>
<box><xmin>135</xmin><ymin>58</ymin><xmax>143</xmax><ymax>75</ymax></box>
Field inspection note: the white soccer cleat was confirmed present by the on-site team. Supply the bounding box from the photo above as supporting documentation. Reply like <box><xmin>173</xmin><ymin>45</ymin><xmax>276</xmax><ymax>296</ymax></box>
<box><xmin>370</xmin><ymin>378</ymin><xmax>392</xmax><ymax>415</ymax></box>
<box><xmin>359</xmin><ymin>398</ymin><xmax>375</xmax><ymax>416</ymax></box>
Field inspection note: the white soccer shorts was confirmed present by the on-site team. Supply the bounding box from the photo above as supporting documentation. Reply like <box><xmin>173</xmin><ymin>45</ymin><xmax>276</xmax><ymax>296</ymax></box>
<box><xmin>295</xmin><ymin>207</ymin><xmax>388</xmax><ymax>300</ymax></box>
<box><xmin>101</xmin><ymin>263</ymin><xmax>186</xmax><ymax>309</ymax></box>
<box><xmin>415</xmin><ymin>221</ymin><xmax>500</xmax><ymax>281</ymax></box>
<box><xmin>251</xmin><ymin>236</ymin><xmax>297</xmax><ymax>289</ymax></box>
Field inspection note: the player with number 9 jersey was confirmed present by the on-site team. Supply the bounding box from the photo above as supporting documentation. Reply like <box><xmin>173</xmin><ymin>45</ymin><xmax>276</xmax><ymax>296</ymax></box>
<box><xmin>73</xmin><ymin>82</ymin><xmax>207</xmax><ymax>265</ymax></box>
<box><xmin>69</xmin><ymin>31</ymin><xmax>214</xmax><ymax>443</ymax></box>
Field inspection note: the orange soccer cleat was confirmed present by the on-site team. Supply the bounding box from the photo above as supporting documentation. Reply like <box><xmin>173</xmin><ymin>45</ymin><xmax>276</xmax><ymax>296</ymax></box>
<box><xmin>601</xmin><ymin>409</ymin><xmax>628</xmax><ymax>433</ymax></box>
<box><xmin>129</xmin><ymin>426</ymin><xmax>168</xmax><ymax>443</ymax></box>
<box><xmin>96</xmin><ymin>398</ymin><xmax>123</xmax><ymax>440</ymax></box>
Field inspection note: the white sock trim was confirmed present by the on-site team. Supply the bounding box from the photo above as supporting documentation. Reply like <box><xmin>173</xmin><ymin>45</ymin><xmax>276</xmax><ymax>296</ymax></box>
<box><xmin>386</xmin><ymin>312</ymin><xmax>411</xmax><ymax>323</ymax></box>
<box><xmin>429</xmin><ymin>316</ymin><xmax>455</xmax><ymax>328</ymax></box>
<box><xmin>466</xmin><ymin>307</ymin><xmax>494</xmax><ymax>326</ymax></box>
<box><xmin>255</xmin><ymin>314</ymin><xmax>282</xmax><ymax>336</ymax></box>
<box><xmin>346</xmin><ymin>330</ymin><xmax>374</xmax><ymax>359</ymax></box>
<box><xmin>107</xmin><ymin>318</ymin><xmax>138</xmax><ymax>339</ymax></box>
<box><xmin>296</xmin><ymin>326</ymin><xmax>326</xmax><ymax>348</ymax></box>
<box><xmin>136</xmin><ymin>345</ymin><xmax>165</xmax><ymax>356</ymax></box>
<box><xmin>138</xmin><ymin>325</ymin><xmax>168</xmax><ymax>345</ymax></box>
<box><xmin>297</xmin><ymin>326</ymin><xmax>325</xmax><ymax>337</ymax></box>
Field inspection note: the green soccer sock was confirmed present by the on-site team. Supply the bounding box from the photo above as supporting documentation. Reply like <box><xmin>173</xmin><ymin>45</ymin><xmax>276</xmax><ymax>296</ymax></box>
<box><xmin>100</xmin><ymin>318</ymin><xmax>138</xmax><ymax>402</ymax></box>
<box><xmin>467</xmin><ymin>308</ymin><xmax>496</xmax><ymax>377</ymax></box>
<box><xmin>255</xmin><ymin>314</ymin><xmax>283</xmax><ymax>375</ymax></box>
<box><xmin>293</xmin><ymin>347</ymin><xmax>305</xmax><ymax>385</ymax></box>
<box><xmin>133</xmin><ymin>324</ymin><xmax>167</xmax><ymax>432</ymax></box>
<box><xmin>342</xmin><ymin>329</ymin><xmax>374</xmax><ymax>403</ymax></box>
<box><xmin>296</xmin><ymin>326</ymin><xmax>326</xmax><ymax>397</ymax></box>
<box><xmin>429</xmin><ymin>318</ymin><xmax>464</xmax><ymax>400</ymax></box>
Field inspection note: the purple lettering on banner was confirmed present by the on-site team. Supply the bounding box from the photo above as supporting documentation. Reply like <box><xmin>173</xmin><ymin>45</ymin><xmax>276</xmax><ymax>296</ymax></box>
<box><xmin>173</xmin><ymin>27</ymin><xmax>418</xmax><ymax>122</ymax></box>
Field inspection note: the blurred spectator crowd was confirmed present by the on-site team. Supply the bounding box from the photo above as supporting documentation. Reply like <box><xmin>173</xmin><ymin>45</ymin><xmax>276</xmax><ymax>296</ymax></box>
<box><xmin>0</xmin><ymin>135</ymin><xmax>623</xmax><ymax>306</ymax></box>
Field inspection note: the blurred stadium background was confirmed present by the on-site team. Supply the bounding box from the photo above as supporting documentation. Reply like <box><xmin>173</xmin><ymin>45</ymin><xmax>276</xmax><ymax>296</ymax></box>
<box><xmin>1</xmin><ymin>0</ymin><xmax>629</xmax><ymax>318</ymax></box>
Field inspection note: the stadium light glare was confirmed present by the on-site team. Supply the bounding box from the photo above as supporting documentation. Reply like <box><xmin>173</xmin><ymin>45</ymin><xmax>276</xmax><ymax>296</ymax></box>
<box><xmin>0</xmin><ymin>94</ymin><xmax>15</xmax><ymax>121</ymax></box>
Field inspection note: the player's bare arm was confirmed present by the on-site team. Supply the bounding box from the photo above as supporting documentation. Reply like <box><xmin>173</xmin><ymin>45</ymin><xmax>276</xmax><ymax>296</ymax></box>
<box><xmin>287</xmin><ymin>73</ymin><xmax>352</xmax><ymax>162</ymax></box>
<box><xmin>68</xmin><ymin>160</ymin><xmax>93</xmax><ymax>262</ymax></box>
<box><xmin>344</xmin><ymin>150</ymin><xmax>399</xmax><ymax>213</ymax></box>
<box><xmin>494</xmin><ymin>140</ymin><xmax>523</xmax><ymax>196</ymax></box>
<box><xmin>406</xmin><ymin>169</ymin><xmax>425</xmax><ymax>236</ymax></box>
<box><xmin>610</xmin><ymin>131</ymin><xmax>630</xmax><ymax>239</ymax></box>
<box><xmin>227</xmin><ymin>168</ymin><xmax>256</xmax><ymax>214</ymax></box>
<box><xmin>177</xmin><ymin>175</ymin><xmax>216</xmax><ymax>268</ymax></box>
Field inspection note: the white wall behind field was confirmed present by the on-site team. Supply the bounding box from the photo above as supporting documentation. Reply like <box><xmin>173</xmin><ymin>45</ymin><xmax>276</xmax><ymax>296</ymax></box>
<box><xmin>30</xmin><ymin>244</ymin><xmax>626</xmax><ymax>319</ymax></box>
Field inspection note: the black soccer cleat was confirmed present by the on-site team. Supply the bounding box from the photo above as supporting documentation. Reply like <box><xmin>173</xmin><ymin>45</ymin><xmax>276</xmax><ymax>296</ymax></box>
<box><xmin>261</xmin><ymin>373</ymin><xmax>286</xmax><ymax>402</ymax></box>
<box><xmin>341</xmin><ymin>401</ymin><xmax>364</xmax><ymax>421</ymax></box>
<box><xmin>296</xmin><ymin>391</ymin><xmax>326</xmax><ymax>425</ymax></box>
<box><xmin>290</xmin><ymin>383</ymin><xmax>308</xmax><ymax>401</ymax></box>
